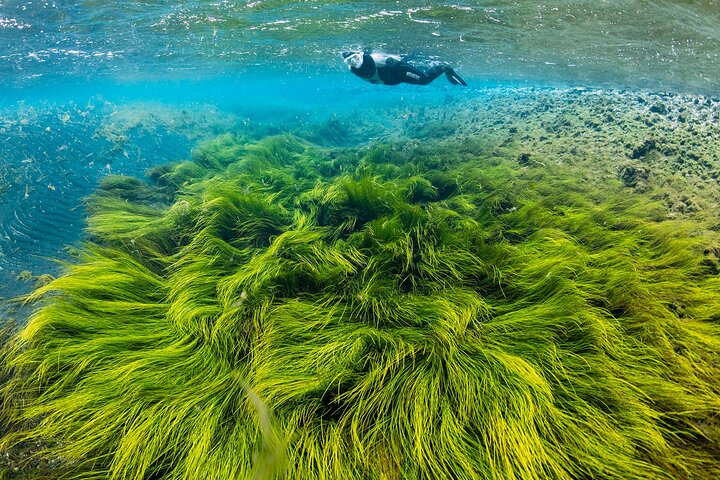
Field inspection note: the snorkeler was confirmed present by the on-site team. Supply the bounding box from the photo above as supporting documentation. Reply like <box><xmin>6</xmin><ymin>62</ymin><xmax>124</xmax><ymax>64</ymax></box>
<box><xmin>342</xmin><ymin>51</ymin><xmax>467</xmax><ymax>86</ymax></box>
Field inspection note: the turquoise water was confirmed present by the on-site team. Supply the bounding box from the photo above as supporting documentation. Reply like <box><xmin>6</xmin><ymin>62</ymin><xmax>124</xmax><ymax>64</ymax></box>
<box><xmin>1</xmin><ymin>0</ymin><xmax>719</xmax><ymax>308</ymax></box>
<box><xmin>0</xmin><ymin>75</ymin><xmax>475</xmax><ymax>307</ymax></box>
<box><xmin>3</xmin><ymin>1</ymin><xmax>720</xmax><ymax>92</ymax></box>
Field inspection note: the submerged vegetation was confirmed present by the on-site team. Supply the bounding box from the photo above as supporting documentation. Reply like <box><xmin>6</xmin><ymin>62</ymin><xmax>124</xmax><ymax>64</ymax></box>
<box><xmin>1</xmin><ymin>134</ymin><xmax>719</xmax><ymax>479</ymax></box>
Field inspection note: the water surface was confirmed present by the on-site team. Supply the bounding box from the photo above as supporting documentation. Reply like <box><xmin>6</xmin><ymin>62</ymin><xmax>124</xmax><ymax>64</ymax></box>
<box><xmin>2</xmin><ymin>1</ymin><xmax>720</xmax><ymax>93</ymax></box>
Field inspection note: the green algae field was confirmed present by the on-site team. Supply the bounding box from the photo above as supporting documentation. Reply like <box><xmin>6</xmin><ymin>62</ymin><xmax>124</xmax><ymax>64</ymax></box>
<box><xmin>2</xmin><ymin>87</ymin><xmax>720</xmax><ymax>479</ymax></box>
<box><xmin>0</xmin><ymin>0</ymin><xmax>720</xmax><ymax>480</ymax></box>
<box><xmin>3</xmin><ymin>2</ymin><xmax>720</xmax><ymax>477</ymax></box>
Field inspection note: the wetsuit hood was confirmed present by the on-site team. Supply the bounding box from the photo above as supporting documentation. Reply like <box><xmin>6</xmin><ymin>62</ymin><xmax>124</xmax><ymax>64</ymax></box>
<box><xmin>349</xmin><ymin>53</ymin><xmax>375</xmax><ymax>79</ymax></box>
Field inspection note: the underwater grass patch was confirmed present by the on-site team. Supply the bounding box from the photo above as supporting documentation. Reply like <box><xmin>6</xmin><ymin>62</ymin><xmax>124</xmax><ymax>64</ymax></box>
<box><xmin>1</xmin><ymin>135</ymin><xmax>719</xmax><ymax>479</ymax></box>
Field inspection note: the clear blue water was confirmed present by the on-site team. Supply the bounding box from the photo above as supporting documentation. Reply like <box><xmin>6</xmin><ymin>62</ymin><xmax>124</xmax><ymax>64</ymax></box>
<box><xmin>1</xmin><ymin>0</ymin><xmax>720</xmax><ymax>310</ymax></box>
<box><xmin>0</xmin><ymin>75</ymin><xmax>474</xmax><ymax>307</ymax></box>
<box><xmin>3</xmin><ymin>1</ymin><xmax>720</xmax><ymax>92</ymax></box>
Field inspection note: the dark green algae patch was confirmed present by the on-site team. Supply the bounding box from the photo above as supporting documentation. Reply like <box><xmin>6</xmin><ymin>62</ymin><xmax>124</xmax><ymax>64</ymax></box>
<box><xmin>1</xmin><ymin>133</ymin><xmax>720</xmax><ymax>479</ymax></box>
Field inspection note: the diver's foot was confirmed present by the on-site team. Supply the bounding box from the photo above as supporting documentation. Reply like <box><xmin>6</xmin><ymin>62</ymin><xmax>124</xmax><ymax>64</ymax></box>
<box><xmin>445</xmin><ymin>69</ymin><xmax>468</xmax><ymax>86</ymax></box>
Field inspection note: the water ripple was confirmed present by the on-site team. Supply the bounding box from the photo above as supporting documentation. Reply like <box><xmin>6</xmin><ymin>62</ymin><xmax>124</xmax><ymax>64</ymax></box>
<box><xmin>1</xmin><ymin>1</ymin><xmax>719</xmax><ymax>93</ymax></box>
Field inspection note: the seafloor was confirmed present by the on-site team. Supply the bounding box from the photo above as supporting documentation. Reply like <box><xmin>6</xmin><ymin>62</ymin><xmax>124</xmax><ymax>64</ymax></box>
<box><xmin>1</xmin><ymin>87</ymin><xmax>719</xmax><ymax>479</ymax></box>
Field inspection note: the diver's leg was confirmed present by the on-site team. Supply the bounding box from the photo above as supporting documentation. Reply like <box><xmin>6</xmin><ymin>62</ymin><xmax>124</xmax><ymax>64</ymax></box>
<box><xmin>408</xmin><ymin>63</ymin><xmax>468</xmax><ymax>86</ymax></box>
<box><xmin>391</xmin><ymin>64</ymin><xmax>444</xmax><ymax>85</ymax></box>
<box><xmin>386</xmin><ymin>63</ymin><xmax>465</xmax><ymax>86</ymax></box>
<box><xmin>420</xmin><ymin>65</ymin><xmax>448</xmax><ymax>84</ymax></box>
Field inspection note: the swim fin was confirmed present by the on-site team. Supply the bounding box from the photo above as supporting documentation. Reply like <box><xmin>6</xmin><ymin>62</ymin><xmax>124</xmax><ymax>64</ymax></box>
<box><xmin>445</xmin><ymin>69</ymin><xmax>468</xmax><ymax>86</ymax></box>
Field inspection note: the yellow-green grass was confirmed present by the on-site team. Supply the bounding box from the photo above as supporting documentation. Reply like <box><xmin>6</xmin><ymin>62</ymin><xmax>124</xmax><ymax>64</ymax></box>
<box><xmin>2</xmin><ymin>135</ymin><xmax>719</xmax><ymax>479</ymax></box>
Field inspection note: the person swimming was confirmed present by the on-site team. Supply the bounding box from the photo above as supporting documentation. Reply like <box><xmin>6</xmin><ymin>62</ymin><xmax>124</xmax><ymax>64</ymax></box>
<box><xmin>342</xmin><ymin>51</ymin><xmax>467</xmax><ymax>86</ymax></box>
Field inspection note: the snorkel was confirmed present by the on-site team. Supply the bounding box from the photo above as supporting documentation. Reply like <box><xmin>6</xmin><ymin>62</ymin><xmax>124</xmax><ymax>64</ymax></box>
<box><xmin>342</xmin><ymin>51</ymin><xmax>364</xmax><ymax>70</ymax></box>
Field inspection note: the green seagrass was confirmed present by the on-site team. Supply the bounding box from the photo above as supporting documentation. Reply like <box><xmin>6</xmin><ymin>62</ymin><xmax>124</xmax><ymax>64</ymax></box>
<box><xmin>1</xmin><ymin>135</ymin><xmax>719</xmax><ymax>479</ymax></box>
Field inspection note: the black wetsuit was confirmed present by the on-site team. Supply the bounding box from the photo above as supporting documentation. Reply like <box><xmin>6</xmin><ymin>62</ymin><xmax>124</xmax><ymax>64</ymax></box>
<box><xmin>350</xmin><ymin>53</ymin><xmax>466</xmax><ymax>86</ymax></box>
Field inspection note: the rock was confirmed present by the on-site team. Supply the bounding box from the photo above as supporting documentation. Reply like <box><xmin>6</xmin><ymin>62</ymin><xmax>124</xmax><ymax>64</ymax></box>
<box><xmin>517</xmin><ymin>152</ymin><xmax>545</xmax><ymax>167</ymax></box>
<box><xmin>650</xmin><ymin>103</ymin><xmax>668</xmax><ymax>114</ymax></box>
<box><xmin>671</xmin><ymin>201</ymin><xmax>687</xmax><ymax>213</ymax></box>
<box><xmin>15</xmin><ymin>270</ymin><xmax>33</xmax><ymax>282</ymax></box>
<box><xmin>630</xmin><ymin>138</ymin><xmax>658</xmax><ymax>159</ymax></box>
<box><xmin>619</xmin><ymin>164</ymin><xmax>650</xmax><ymax>187</ymax></box>
<box><xmin>34</xmin><ymin>274</ymin><xmax>55</xmax><ymax>288</ymax></box>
